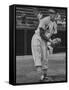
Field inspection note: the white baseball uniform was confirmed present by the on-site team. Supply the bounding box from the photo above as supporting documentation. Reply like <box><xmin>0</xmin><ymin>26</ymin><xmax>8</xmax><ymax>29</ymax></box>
<box><xmin>31</xmin><ymin>16</ymin><xmax>57</xmax><ymax>69</ymax></box>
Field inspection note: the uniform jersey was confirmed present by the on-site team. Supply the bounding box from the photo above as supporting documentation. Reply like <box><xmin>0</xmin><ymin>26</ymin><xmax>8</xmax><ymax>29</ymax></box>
<box><xmin>36</xmin><ymin>16</ymin><xmax>57</xmax><ymax>39</ymax></box>
<box><xmin>36</xmin><ymin>16</ymin><xmax>50</xmax><ymax>34</ymax></box>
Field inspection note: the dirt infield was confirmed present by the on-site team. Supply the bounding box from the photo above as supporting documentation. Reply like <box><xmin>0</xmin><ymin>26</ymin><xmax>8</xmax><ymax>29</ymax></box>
<box><xmin>16</xmin><ymin>53</ymin><xmax>66</xmax><ymax>84</ymax></box>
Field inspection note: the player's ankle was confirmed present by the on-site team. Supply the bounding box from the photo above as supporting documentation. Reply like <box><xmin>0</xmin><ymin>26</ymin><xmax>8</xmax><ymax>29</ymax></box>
<box><xmin>40</xmin><ymin>75</ymin><xmax>44</xmax><ymax>80</ymax></box>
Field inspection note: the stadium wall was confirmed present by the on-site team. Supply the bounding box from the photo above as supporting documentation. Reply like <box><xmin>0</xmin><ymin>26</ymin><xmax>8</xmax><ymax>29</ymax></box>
<box><xmin>16</xmin><ymin>29</ymin><xmax>66</xmax><ymax>56</ymax></box>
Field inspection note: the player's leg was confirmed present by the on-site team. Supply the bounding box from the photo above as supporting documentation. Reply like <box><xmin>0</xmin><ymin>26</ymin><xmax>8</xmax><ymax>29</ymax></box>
<box><xmin>32</xmin><ymin>45</ymin><xmax>45</xmax><ymax>81</ymax></box>
<box><xmin>41</xmin><ymin>41</ymin><xmax>49</xmax><ymax>80</ymax></box>
<box><xmin>42</xmin><ymin>60</ymin><xmax>48</xmax><ymax>79</ymax></box>
<box><xmin>31</xmin><ymin>34</ymin><xmax>41</xmax><ymax>65</ymax></box>
<box><xmin>31</xmin><ymin>44</ymin><xmax>42</xmax><ymax>67</ymax></box>
<box><xmin>48</xmin><ymin>45</ymin><xmax>53</xmax><ymax>54</ymax></box>
<box><xmin>31</xmin><ymin>34</ymin><xmax>43</xmax><ymax>81</ymax></box>
<box><xmin>42</xmin><ymin>46</ymin><xmax>54</xmax><ymax>81</ymax></box>
<box><xmin>36</xmin><ymin>65</ymin><xmax>48</xmax><ymax>81</ymax></box>
<box><xmin>36</xmin><ymin>66</ymin><xmax>45</xmax><ymax>81</ymax></box>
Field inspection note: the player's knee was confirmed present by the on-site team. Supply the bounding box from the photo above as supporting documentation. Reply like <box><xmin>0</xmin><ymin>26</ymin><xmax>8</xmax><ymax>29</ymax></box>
<box><xmin>36</xmin><ymin>66</ymin><xmax>44</xmax><ymax>76</ymax></box>
<box><xmin>42</xmin><ymin>65</ymin><xmax>48</xmax><ymax>70</ymax></box>
<box><xmin>36</xmin><ymin>66</ymin><xmax>42</xmax><ymax>72</ymax></box>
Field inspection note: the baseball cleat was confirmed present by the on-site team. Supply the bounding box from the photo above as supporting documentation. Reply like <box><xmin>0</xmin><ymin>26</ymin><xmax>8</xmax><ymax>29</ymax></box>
<box><xmin>40</xmin><ymin>75</ymin><xmax>45</xmax><ymax>81</ymax></box>
<box><xmin>40</xmin><ymin>75</ymin><xmax>49</xmax><ymax>82</ymax></box>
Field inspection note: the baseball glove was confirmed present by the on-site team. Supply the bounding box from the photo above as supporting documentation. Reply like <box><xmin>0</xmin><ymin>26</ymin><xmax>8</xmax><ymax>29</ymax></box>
<box><xmin>51</xmin><ymin>38</ymin><xmax>61</xmax><ymax>47</ymax></box>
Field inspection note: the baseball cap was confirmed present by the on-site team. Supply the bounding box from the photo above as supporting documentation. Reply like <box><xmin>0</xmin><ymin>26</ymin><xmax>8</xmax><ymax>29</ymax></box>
<box><xmin>48</xmin><ymin>9</ymin><xmax>56</xmax><ymax>14</ymax></box>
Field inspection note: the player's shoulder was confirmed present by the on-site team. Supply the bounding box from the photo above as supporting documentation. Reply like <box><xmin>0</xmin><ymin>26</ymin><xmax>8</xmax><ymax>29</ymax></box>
<box><xmin>42</xmin><ymin>16</ymin><xmax>50</xmax><ymax>21</ymax></box>
<box><xmin>40</xmin><ymin>16</ymin><xmax>50</xmax><ymax>25</ymax></box>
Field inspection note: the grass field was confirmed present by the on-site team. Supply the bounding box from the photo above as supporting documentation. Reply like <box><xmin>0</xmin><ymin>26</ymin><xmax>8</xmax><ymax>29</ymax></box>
<box><xmin>16</xmin><ymin>53</ymin><xmax>66</xmax><ymax>84</ymax></box>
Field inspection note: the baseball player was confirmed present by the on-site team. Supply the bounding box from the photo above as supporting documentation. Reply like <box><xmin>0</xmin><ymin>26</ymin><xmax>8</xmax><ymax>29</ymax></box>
<box><xmin>31</xmin><ymin>9</ymin><xmax>60</xmax><ymax>81</ymax></box>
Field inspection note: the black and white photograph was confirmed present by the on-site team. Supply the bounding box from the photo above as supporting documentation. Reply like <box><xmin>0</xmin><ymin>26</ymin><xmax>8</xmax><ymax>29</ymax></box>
<box><xmin>9</xmin><ymin>4</ymin><xmax>67</xmax><ymax>85</ymax></box>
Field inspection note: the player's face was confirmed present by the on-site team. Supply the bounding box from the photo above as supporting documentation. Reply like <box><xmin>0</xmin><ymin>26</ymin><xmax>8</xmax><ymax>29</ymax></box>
<box><xmin>50</xmin><ymin>13</ymin><xmax>55</xmax><ymax>21</ymax></box>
